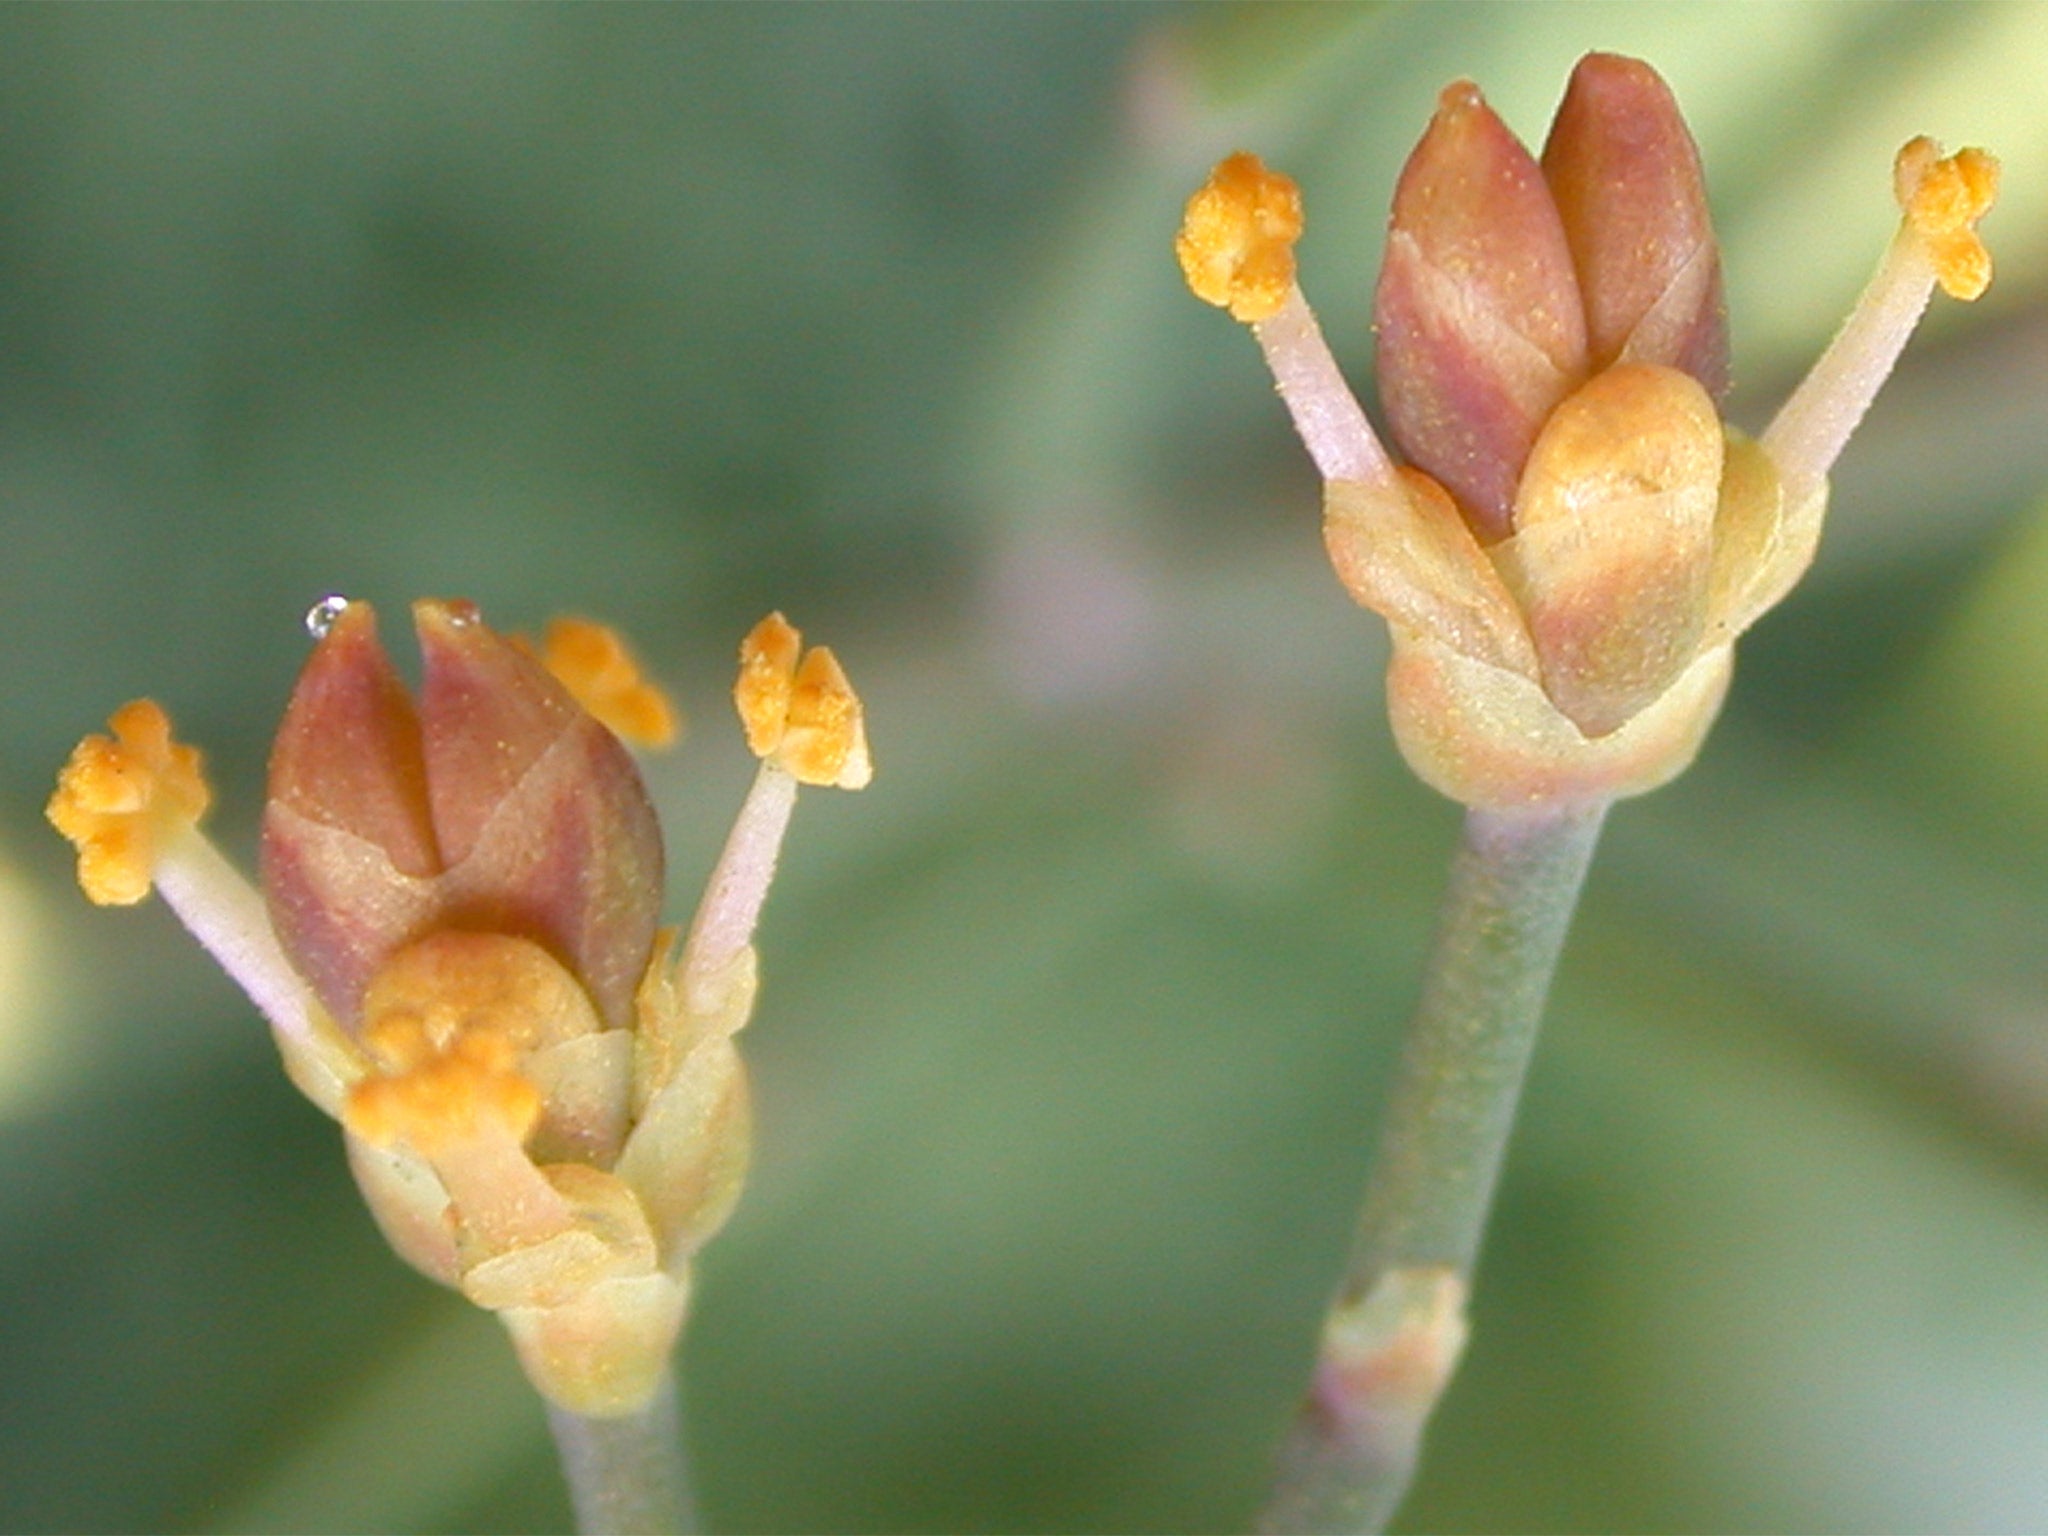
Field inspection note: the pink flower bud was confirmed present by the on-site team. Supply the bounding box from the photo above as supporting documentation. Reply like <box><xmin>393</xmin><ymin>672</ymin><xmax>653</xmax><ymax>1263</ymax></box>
<box><xmin>1374</xmin><ymin>58</ymin><xmax>1728</xmax><ymax>544</ymax></box>
<box><xmin>262</xmin><ymin>599</ymin><xmax>664</xmax><ymax>1032</ymax></box>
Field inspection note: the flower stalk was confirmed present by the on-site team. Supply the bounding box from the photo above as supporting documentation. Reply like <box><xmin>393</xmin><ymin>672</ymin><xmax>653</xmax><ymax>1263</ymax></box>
<box><xmin>1179</xmin><ymin>51</ymin><xmax>1998</xmax><ymax>1532</ymax></box>
<box><xmin>1260</xmin><ymin>801</ymin><xmax>1605</xmax><ymax>1534</ymax></box>
<box><xmin>549</xmin><ymin>1370</ymin><xmax>697</xmax><ymax>1536</ymax></box>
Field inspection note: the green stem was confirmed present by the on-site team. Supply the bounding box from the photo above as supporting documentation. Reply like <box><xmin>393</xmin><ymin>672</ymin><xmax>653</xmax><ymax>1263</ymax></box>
<box><xmin>1260</xmin><ymin>799</ymin><xmax>1609</xmax><ymax>1535</ymax></box>
<box><xmin>547</xmin><ymin>1370</ymin><xmax>697</xmax><ymax>1535</ymax></box>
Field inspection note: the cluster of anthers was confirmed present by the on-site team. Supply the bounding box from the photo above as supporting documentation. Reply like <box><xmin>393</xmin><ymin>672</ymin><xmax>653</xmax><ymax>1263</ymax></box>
<box><xmin>1178</xmin><ymin>53</ymin><xmax>1998</xmax><ymax>809</ymax></box>
<box><xmin>49</xmin><ymin>600</ymin><xmax>869</xmax><ymax>1416</ymax></box>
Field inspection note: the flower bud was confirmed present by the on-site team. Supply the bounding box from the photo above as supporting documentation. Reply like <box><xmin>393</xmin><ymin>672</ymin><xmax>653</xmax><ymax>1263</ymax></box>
<box><xmin>1374</xmin><ymin>57</ymin><xmax>1729</xmax><ymax>547</ymax></box>
<box><xmin>262</xmin><ymin>599</ymin><xmax>664</xmax><ymax>1031</ymax></box>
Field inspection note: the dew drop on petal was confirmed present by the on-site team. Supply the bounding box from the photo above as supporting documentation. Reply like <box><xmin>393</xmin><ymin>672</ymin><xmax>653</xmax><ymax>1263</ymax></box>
<box><xmin>304</xmin><ymin>594</ymin><xmax>351</xmax><ymax>639</ymax></box>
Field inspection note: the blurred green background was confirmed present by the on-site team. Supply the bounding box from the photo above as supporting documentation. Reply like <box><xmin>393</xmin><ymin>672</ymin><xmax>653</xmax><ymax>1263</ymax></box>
<box><xmin>3</xmin><ymin>3</ymin><xmax>2047</xmax><ymax>1531</ymax></box>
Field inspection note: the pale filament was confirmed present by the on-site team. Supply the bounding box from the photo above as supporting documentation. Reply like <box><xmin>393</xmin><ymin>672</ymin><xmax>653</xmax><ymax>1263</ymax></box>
<box><xmin>1254</xmin><ymin>286</ymin><xmax>1401</xmax><ymax>489</ymax></box>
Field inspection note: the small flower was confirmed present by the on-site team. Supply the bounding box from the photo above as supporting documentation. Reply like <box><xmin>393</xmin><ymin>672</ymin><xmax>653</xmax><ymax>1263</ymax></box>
<box><xmin>49</xmin><ymin>599</ymin><xmax>870</xmax><ymax>1417</ymax></box>
<box><xmin>1179</xmin><ymin>53</ymin><xmax>1998</xmax><ymax>809</ymax></box>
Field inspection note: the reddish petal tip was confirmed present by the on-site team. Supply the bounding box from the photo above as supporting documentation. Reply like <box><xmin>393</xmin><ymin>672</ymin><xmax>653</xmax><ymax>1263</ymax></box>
<box><xmin>1542</xmin><ymin>52</ymin><xmax>1727</xmax><ymax>394</ymax></box>
<box><xmin>268</xmin><ymin>599</ymin><xmax>439</xmax><ymax>876</ymax></box>
<box><xmin>1374</xmin><ymin>76</ymin><xmax>1588</xmax><ymax>535</ymax></box>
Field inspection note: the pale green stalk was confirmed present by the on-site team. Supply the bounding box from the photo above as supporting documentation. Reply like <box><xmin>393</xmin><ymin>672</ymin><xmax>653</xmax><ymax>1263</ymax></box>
<box><xmin>546</xmin><ymin>1370</ymin><xmax>696</xmax><ymax>1536</ymax></box>
<box><xmin>1260</xmin><ymin>799</ymin><xmax>1608</xmax><ymax>1535</ymax></box>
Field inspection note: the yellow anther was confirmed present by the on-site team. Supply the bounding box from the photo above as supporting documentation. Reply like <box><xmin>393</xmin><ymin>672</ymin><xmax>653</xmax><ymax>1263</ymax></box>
<box><xmin>782</xmin><ymin>645</ymin><xmax>873</xmax><ymax>790</ymax></box>
<box><xmin>1176</xmin><ymin>151</ymin><xmax>1305</xmax><ymax>324</ymax></box>
<box><xmin>1894</xmin><ymin>137</ymin><xmax>2000</xmax><ymax>302</ymax></box>
<box><xmin>345</xmin><ymin>1023</ymin><xmax>543</xmax><ymax>1156</ymax></box>
<box><xmin>341</xmin><ymin>932</ymin><xmax>598</xmax><ymax>1155</ymax></box>
<box><xmin>734</xmin><ymin>612</ymin><xmax>872</xmax><ymax>790</ymax></box>
<box><xmin>536</xmin><ymin>616</ymin><xmax>680</xmax><ymax>749</ymax></box>
<box><xmin>735</xmin><ymin>612</ymin><xmax>802</xmax><ymax>760</ymax></box>
<box><xmin>47</xmin><ymin>699</ymin><xmax>212</xmax><ymax>906</ymax></box>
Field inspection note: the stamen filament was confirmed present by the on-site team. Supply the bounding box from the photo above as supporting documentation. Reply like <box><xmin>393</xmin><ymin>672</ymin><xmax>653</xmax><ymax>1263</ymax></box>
<box><xmin>1254</xmin><ymin>288</ymin><xmax>1400</xmax><ymax>489</ymax></box>
<box><xmin>152</xmin><ymin>823</ymin><xmax>362</xmax><ymax>1115</ymax></box>
<box><xmin>1760</xmin><ymin>223</ymin><xmax>1938</xmax><ymax>506</ymax></box>
<box><xmin>1765</xmin><ymin>138</ymin><xmax>1996</xmax><ymax>504</ymax></box>
<box><xmin>679</xmin><ymin>762</ymin><xmax>800</xmax><ymax>1000</ymax></box>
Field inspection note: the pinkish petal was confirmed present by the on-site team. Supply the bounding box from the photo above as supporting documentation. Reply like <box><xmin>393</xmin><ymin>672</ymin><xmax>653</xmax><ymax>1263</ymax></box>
<box><xmin>415</xmin><ymin>599</ymin><xmax>584</xmax><ymax>865</ymax></box>
<box><xmin>262</xmin><ymin>803</ymin><xmax>439</xmax><ymax>1027</ymax></box>
<box><xmin>1374</xmin><ymin>80</ymin><xmax>1588</xmax><ymax>539</ymax></box>
<box><xmin>1541</xmin><ymin>53</ymin><xmax>1728</xmax><ymax>395</ymax></box>
<box><xmin>416</xmin><ymin>601</ymin><xmax>664</xmax><ymax>1029</ymax></box>
<box><xmin>263</xmin><ymin>601</ymin><xmax>442</xmax><ymax>1021</ymax></box>
<box><xmin>267</xmin><ymin>602</ymin><xmax>437</xmax><ymax>875</ymax></box>
<box><xmin>434</xmin><ymin>717</ymin><xmax>664</xmax><ymax>1030</ymax></box>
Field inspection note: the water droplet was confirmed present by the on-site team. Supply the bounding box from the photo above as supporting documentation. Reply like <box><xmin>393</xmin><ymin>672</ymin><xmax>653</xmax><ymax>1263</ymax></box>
<box><xmin>304</xmin><ymin>595</ymin><xmax>351</xmax><ymax>639</ymax></box>
<box><xmin>441</xmin><ymin>599</ymin><xmax>481</xmax><ymax>627</ymax></box>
